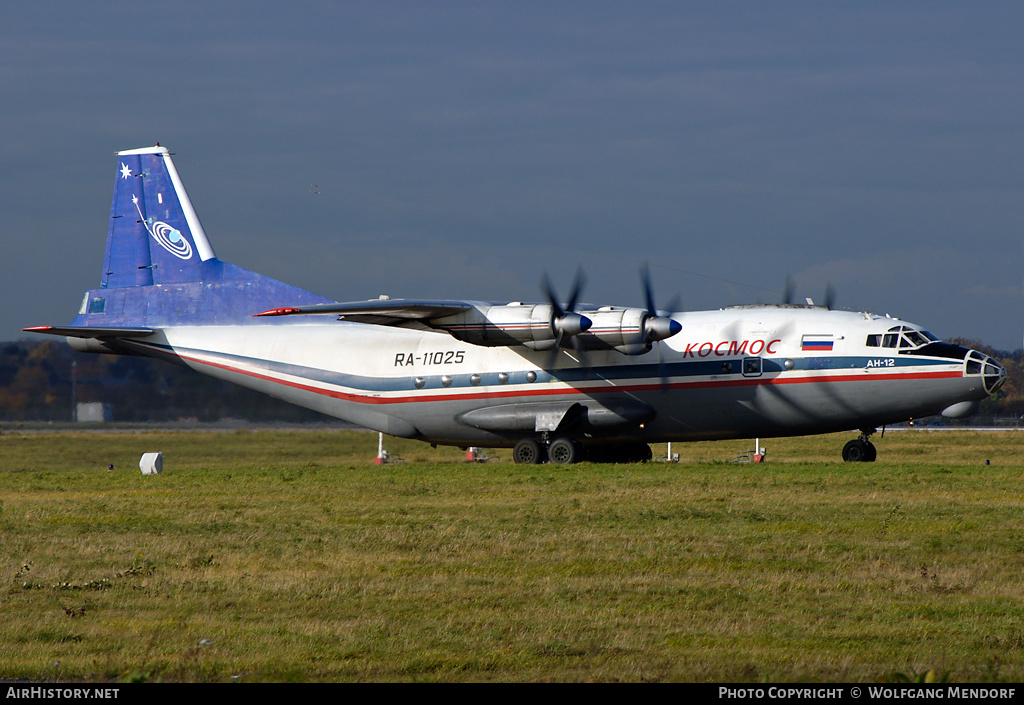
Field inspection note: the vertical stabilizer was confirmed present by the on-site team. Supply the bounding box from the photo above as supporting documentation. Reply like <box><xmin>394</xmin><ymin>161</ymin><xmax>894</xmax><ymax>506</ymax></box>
<box><xmin>70</xmin><ymin>144</ymin><xmax>332</xmax><ymax>329</ymax></box>
<box><xmin>103</xmin><ymin>145</ymin><xmax>216</xmax><ymax>288</ymax></box>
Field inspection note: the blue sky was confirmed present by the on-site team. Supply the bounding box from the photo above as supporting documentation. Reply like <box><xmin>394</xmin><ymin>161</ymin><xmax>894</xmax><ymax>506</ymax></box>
<box><xmin>3</xmin><ymin>1</ymin><xmax>1022</xmax><ymax>350</ymax></box>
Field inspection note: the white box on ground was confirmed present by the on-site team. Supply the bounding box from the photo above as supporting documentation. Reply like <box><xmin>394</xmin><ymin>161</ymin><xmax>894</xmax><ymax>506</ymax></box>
<box><xmin>140</xmin><ymin>452</ymin><xmax>163</xmax><ymax>475</ymax></box>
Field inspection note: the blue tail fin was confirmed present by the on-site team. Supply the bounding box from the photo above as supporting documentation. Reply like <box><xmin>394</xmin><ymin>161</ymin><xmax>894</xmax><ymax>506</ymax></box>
<box><xmin>103</xmin><ymin>145</ymin><xmax>218</xmax><ymax>288</ymax></box>
<box><xmin>74</xmin><ymin>145</ymin><xmax>331</xmax><ymax>328</ymax></box>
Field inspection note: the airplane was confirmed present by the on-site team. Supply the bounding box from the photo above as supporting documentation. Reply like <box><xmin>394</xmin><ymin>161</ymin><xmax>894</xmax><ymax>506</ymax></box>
<box><xmin>26</xmin><ymin>144</ymin><xmax>1007</xmax><ymax>464</ymax></box>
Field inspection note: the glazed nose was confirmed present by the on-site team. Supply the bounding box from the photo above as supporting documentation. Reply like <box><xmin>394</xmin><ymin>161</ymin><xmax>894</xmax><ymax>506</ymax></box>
<box><xmin>966</xmin><ymin>350</ymin><xmax>1006</xmax><ymax>395</ymax></box>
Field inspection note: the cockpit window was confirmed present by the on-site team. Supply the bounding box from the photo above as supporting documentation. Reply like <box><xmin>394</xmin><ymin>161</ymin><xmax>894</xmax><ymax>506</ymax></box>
<box><xmin>904</xmin><ymin>330</ymin><xmax>929</xmax><ymax>347</ymax></box>
<box><xmin>866</xmin><ymin>325</ymin><xmax>935</xmax><ymax>350</ymax></box>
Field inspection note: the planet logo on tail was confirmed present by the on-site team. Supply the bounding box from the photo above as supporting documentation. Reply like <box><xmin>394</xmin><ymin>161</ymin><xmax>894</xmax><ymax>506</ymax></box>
<box><xmin>132</xmin><ymin>194</ymin><xmax>193</xmax><ymax>260</ymax></box>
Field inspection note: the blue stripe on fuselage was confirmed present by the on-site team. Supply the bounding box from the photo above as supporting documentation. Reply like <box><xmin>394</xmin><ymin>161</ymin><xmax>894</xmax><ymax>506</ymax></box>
<box><xmin>127</xmin><ymin>339</ymin><xmax>952</xmax><ymax>395</ymax></box>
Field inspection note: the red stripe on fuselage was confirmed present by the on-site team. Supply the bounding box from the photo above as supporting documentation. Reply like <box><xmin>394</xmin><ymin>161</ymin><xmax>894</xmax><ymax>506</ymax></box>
<box><xmin>147</xmin><ymin>343</ymin><xmax>964</xmax><ymax>406</ymax></box>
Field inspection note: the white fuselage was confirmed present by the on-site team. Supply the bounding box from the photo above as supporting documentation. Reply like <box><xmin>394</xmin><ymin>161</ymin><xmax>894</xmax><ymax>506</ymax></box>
<box><xmin>121</xmin><ymin>305</ymin><xmax>998</xmax><ymax>447</ymax></box>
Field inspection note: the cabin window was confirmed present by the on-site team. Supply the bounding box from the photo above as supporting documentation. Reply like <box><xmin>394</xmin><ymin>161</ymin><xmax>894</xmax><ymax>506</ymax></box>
<box><xmin>866</xmin><ymin>334</ymin><xmax>881</xmax><ymax>347</ymax></box>
<box><xmin>743</xmin><ymin>357</ymin><xmax>762</xmax><ymax>377</ymax></box>
<box><xmin>88</xmin><ymin>297</ymin><xmax>106</xmax><ymax>314</ymax></box>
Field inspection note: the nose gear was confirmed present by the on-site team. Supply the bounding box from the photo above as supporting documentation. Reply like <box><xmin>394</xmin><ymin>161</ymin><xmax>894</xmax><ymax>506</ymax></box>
<box><xmin>843</xmin><ymin>429</ymin><xmax>877</xmax><ymax>463</ymax></box>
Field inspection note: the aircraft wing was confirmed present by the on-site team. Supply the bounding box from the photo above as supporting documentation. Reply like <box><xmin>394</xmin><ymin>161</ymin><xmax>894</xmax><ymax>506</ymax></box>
<box><xmin>254</xmin><ymin>300</ymin><xmax>477</xmax><ymax>331</ymax></box>
<box><xmin>252</xmin><ymin>297</ymin><xmax>677</xmax><ymax>354</ymax></box>
<box><xmin>22</xmin><ymin>325</ymin><xmax>156</xmax><ymax>338</ymax></box>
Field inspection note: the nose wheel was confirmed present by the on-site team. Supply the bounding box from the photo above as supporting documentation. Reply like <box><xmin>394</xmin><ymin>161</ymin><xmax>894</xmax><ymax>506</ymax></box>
<box><xmin>842</xmin><ymin>430</ymin><xmax>877</xmax><ymax>462</ymax></box>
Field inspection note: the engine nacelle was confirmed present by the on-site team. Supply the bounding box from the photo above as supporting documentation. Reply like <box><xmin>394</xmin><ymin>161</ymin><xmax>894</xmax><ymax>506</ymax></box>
<box><xmin>577</xmin><ymin>308</ymin><xmax>647</xmax><ymax>353</ymax></box>
<box><xmin>433</xmin><ymin>304</ymin><xmax>591</xmax><ymax>350</ymax></box>
<box><xmin>431</xmin><ymin>304</ymin><xmax>677</xmax><ymax>355</ymax></box>
<box><xmin>575</xmin><ymin>308</ymin><xmax>682</xmax><ymax>355</ymax></box>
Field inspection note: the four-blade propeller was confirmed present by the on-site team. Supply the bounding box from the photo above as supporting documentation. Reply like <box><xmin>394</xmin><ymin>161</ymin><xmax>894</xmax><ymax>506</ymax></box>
<box><xmin>639</xmin><ymin>263</ymin><xmax>682</xmax><ymax>392</ymax></box>
<box><xmin>542</xmin><ymin>268</ymin><xmax>592</xmax><ymax>347</ymax></box>
<box><xmin>541</xmin><ymin>269</ymin><xmax>592</xmax><ymax>367</ymax></box>
<box><xmin>640</xmin><ymin>263</ymin><xmax>682</xmax><ymax>344</ymax></box>
<box><xmin>542</xmin><ymin>264</ymin><xmax>683</xmax><ymax>390</ymax></box>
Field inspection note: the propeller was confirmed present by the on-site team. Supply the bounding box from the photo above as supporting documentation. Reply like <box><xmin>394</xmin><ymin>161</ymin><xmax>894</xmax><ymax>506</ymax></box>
<box><xmin>781</xmin><ymin>276</ymin><xmax>836</xmax><ymax>310</ymax></box>
<box><xmin>781</xmin><ymin>276</ymin><xmax>795</xmax><ymax>305</ymax></box>
<box><xmin>823</xmin><ymin>283</ymin><xmax>836</xmax><ymax>310</ymax></box>
<box><xmin>541</xmin><ymin>268</ymin><xmax>591</xmax><ymax>362</ymax></box>
<box><xmin>640</xmin><ymin>263</ymin><xmax>682</xmax><ymax>344</ymax></box>
<box><xmin>639</xmin><ymin>263</ymin><xmax>683</xmax><ymax>392</ymax></box>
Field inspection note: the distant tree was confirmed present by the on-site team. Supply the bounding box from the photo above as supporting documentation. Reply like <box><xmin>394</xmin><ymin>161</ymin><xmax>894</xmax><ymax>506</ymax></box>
<box><xmin>951</xmin><ymin>338</ymin><xmax>1024</xmax><ymax>421</ymax></box>
<box><xmin>0</xmin><ymin>341</ymin><xmax>328</xmax><ymax>423</ymax></box>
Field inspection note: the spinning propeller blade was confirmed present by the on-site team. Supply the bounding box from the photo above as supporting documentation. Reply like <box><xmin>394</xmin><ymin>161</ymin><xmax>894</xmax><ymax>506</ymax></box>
<box><xmin>639</xmin><ymin>263</ymin><xmax>682</xmax><ymax>343</ymax></box>
<box><xmin>781</xmin><ymin>276</ymin><xmax>795</xmax><ymax>305</ymax></box>
<box><xmin>541</xmin><ymin>268</ymin><xmax>591</xmax><ymax>366</ymax></box>
<box><xmin>639</xmin><ymin>264</ymin><xmax>683</xmax><ymax>391</ymax></box>
<box><xmin>782</xmin><ymin>276</ymin><xmax>836</xmax><ymax>310</ymax></box>
<box><xmin>824</xmin><ymin>283</ymin><xmax>836</xmax><ymax>310</ymax></box>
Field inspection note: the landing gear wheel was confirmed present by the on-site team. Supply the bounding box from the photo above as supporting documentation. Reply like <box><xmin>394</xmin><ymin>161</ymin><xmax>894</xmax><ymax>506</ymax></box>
<box><xmin>548</xmin><ymin>437</ymin><xmax>580</xmax><ymax>464</ymax></box>
<box><xmin>842</xmin><ymin>439</ymin><xmax>876</xmax><ymax>462</ymax></box>
<box><xmin>864</xmin><ymin>441</ymin><xmax>877</xmax><ymax>462</ymax></box>
<box><xmin>513</xmin><ymin>438</ymin><xmax>545</xmax><ymax>465</ymax></box>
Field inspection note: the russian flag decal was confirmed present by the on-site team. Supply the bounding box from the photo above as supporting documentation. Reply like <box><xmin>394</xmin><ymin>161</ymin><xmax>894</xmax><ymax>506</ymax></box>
<box><xmin>802</xmin><ymin>335</ymin><xmax>834</xmax><ymax>352</ymax></box>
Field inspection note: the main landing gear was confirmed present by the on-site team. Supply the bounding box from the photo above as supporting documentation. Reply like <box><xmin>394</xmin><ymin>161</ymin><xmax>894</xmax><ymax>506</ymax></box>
<box><xmin>842</xmin><ymin>429</ymin><xmax>877</xmax><ymax>462</ymax></box>
<box><xmin>512</xmin><ymin>438</ymin><xmax>546</xmax><ymax>464</ymax></box>
<box><xmin>512</xmin><ymin>436</ymin><xmax>652</xmax><ymax>464</ymax></box>
<box><xmin>548</xmin><ymin>437</ymin><xmax>582</xmax><ymax>464</ymax></box>
<box><xmin>509</xmin><ymin>438</ymin><xmax>544</xmax><ymax>465</ymax></box>
<box><xmin>513</xmin><ymin>436</ymin><xmax>583</xmax><ymax>464</ymax></box>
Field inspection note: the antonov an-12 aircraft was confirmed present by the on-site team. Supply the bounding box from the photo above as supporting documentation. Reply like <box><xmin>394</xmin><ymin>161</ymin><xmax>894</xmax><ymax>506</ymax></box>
<box><xmin>27</xmin><ymin>145</ymin><xmax>1006</xmax><ymax>463</ymax></box>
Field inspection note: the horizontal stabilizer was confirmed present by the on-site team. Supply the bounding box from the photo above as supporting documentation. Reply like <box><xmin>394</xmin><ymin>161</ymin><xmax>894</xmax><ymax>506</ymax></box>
<box><xmin>23</xmin><ymin>325</ymin><xmax>155</xmax><ymax>338</ymax></box>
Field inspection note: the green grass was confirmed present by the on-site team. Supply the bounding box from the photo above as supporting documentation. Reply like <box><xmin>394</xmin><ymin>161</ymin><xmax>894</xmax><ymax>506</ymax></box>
<box><xmin>1</xmin><ymin>428</ymin><xmax>1022</xmax><ymax>682</ymax></box>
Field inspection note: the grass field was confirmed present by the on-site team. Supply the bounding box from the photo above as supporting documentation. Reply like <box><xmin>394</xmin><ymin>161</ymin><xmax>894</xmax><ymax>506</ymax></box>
<box><xmin>1</xmin><ymin>427</ymin><xmax>1022</xmax><ymax>682</ymax></box>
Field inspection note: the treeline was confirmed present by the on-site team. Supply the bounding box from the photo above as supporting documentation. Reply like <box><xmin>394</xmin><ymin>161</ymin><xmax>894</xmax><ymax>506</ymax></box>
<box><xmin>0</xmin><ymin>338</ymin><xmax>1021</xmax><ymax>424</ymax></box>
<box><xmin>950</xmin><ymin>338</ymin><xmax>1024</xmax><ymax>421</ymax></box>
<box><xmin>0</xmin><ymin>340</ymin><xmax>326</xmax><ymax>423</ymax></box>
